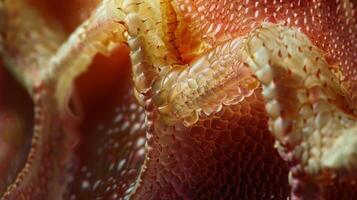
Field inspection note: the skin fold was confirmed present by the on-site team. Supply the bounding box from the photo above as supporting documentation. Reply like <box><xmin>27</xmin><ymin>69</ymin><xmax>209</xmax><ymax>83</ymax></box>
<box><xmin>0</xmin><ymin>0</ymin><xmax>356</xmax><ymax>199</ymax></box>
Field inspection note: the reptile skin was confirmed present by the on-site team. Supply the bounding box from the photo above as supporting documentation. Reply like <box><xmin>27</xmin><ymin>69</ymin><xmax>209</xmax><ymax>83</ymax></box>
<box><xmin>0</xmin><ymin>0</ymin><xmax>357</xmax><ymax>199</ymax></box>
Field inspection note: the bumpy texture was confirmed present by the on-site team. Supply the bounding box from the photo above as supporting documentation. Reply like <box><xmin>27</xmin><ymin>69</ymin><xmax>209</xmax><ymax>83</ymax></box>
<box><xmin>0</xmin><ymin>0</ymin><xmax>356</xmax><ymax>200</ymax></box>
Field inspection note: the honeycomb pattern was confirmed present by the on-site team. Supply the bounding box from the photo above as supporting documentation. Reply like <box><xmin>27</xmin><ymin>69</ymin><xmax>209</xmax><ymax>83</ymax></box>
<box><xmin>1</xmin><ymin>0</ymin><xmax>357</xmax><ymax>199</ymax></box>
<box><xmin>132</xmin><ymin>89</ymin><xmax>290</xmax><ymax>200</ymax></box>
<box><xmin>172</xmin><ymin>0</ymin><xmax>357</xmax><ymax>103</ymax></box>
<box><xmin>241</xmin><ymin>23</ymin><xmax>357</xmax><ymax>199</ymax></box>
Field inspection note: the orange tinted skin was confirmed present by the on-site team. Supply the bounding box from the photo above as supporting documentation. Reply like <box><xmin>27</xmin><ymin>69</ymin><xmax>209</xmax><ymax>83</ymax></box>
<box><xmin>128</xmin><ymin>1</ymin><xmax>357</xmax><ymax>199</ymax></box>
<box><xmin>0</xmin><ymin>60</ymin><xmax>34</xmax><ymax>194</ymax></box>
<box><xmin>131</xmin><ymin>89</ymin><xmax>291</xmax><ymax>199</ymax></box>
<box><xmin>173</xmin><ymin>0</ymin><xmax>357</xmax><ymax>102</ymax></box>
<box><xmin>1</xmin><ymin>0</ymin><xmax>357</xmax><ymax>200</ymax></box>
<box><xmin>64</xmin><ymin>46</ymin><xmax>148</xmax><ymax>199</ymax></box>
<box><xmin>26</xmin><ymin>0</ymin><xmax>100</xmax><ymax>32</ymax></box>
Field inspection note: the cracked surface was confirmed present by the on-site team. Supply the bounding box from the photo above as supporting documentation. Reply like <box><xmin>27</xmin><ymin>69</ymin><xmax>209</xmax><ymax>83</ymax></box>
<box><xmin>0</xmin><ymin>0</ymin><xmax>356</xmax><ymax>199</ymax></box>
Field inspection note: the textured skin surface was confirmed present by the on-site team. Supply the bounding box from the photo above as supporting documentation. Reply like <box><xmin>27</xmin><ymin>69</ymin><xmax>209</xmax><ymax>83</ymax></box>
<box><xmin>0</xmin><ymin>0</ymin><xmax>356</xmax><ymax>200</ymax></box>
<box><xmin>0</xmin><ymin>60</ymin><xmax>34</xmax><ymax>194</ymax></box>
<box><xmin>64</xmin><ymin>47</ymin><xmax>147</xmax><ymax>200</ymax></box>
<box><xmin>132</xmin><ymin>89</ymin><xmax>290</xmax><ymax>199</ymax></box>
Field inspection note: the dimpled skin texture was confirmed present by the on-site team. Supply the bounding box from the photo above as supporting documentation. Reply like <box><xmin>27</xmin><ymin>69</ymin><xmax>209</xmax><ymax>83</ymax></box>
<box><xmin>173</xmin><ymin>0</ymin><xmax>357</xmax><ymax>100</ymax></box>
<box><xmin>64</xmin><ymin>47</ymin><xmax>148</xmax><ymax>199</ymax></box>
<box><xmin>131</xmin><ymin>89</ymin><xmax>290</xmax><ymax>199</ymax></box>
<box><xmin>0</xmin><ymin>0</ymin><xmax>357</xmax><ymax>200</ymax></box>
<box><xmin>174</xmin><ymin>0</ymin><xmax>357</xmax><ymax>141</ymax></box>
<box><xmin>128</xmin><ymin>1</ymin><xmax>357</xmax><ymax>198</ymax></box>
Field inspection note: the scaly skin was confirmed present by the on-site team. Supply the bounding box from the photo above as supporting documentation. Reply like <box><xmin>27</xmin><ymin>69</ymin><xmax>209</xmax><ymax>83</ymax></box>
<box><xmin>0</xmin><ymin>0</ymin><xmax>356</xmax><ymax>199</ymax></box>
